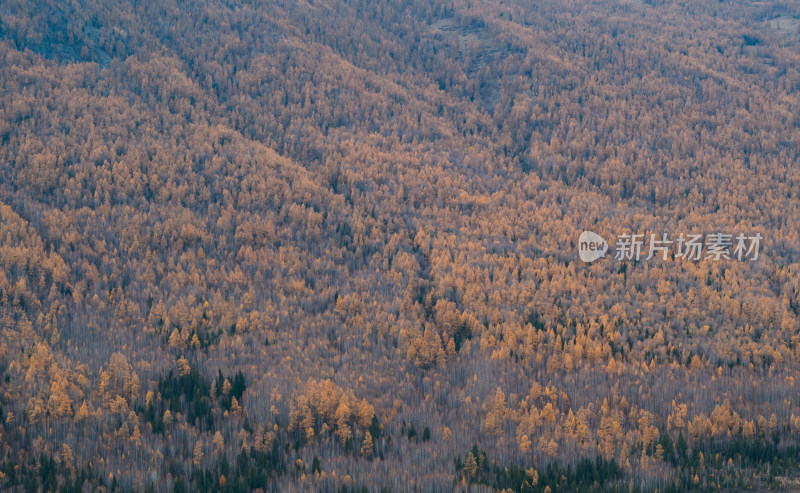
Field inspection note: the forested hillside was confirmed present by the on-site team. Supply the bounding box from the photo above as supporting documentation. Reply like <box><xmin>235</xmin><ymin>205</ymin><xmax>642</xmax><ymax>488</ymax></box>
<box><xmin>1</xmin><ymin>0</ymin><xmax>800</xmax><ymax>491</ymax></box>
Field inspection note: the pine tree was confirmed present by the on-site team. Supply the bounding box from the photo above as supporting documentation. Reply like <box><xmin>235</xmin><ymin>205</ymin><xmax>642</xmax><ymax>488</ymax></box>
<box><xmin>193</xmin><ymin>441</ymin><xmax>204</xmax><ymax>466</ymax></box>
<box><xmin>464</xmin><ymin>452</ymin><xmax>478</xmax><ymax>477</ymax></box>
<box><xmin>213</xmin><ymin>431</ymin><xmax>224</xmax><ymax>452</ymax></box>
<box><xmin>75</xmin><ymin>400</ymin><xmax>89</xmax><ymax>422</ymax></box>
<box><xmin>361</xmin><ymin>432</ymin><xmax>373</xmax><ymax>458</ymax></box>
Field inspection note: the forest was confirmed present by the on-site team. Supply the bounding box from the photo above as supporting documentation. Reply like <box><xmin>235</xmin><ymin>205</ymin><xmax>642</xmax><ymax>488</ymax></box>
<box><xmin>1</xmin><ymin>0</ymin><xmax>800</xmax><ymax>491</ymax></box>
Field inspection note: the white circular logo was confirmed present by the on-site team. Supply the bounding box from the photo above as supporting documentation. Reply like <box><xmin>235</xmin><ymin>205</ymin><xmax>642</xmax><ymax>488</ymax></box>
<box><xmin>578</xmin><ymin>231</ymin><xmax>608</xmax><ymax>263</ymax></box>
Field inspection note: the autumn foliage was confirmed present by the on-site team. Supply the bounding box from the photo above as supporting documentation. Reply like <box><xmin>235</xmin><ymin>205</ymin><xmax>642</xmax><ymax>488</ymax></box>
<box><xmin>0</xmin><ymin>0</ymin><xmax>800</xmax><ymax>491</ymax></box>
